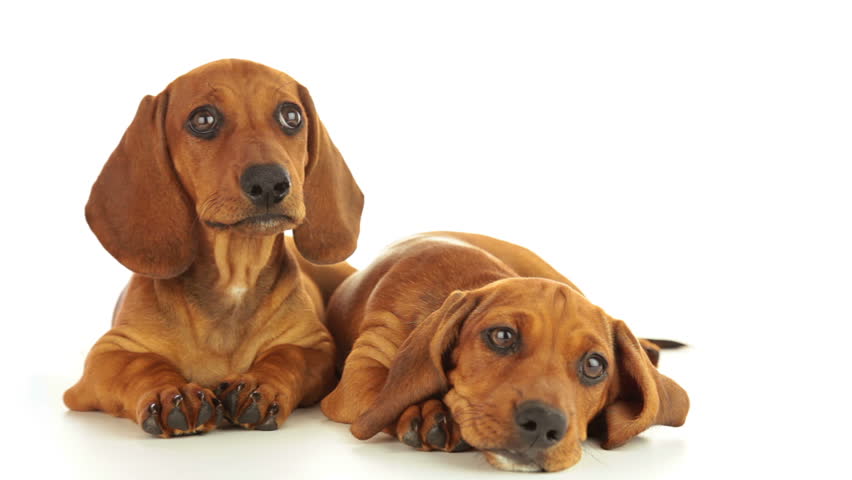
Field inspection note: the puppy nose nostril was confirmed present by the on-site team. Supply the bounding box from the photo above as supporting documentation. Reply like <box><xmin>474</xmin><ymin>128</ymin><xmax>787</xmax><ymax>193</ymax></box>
<box><xmin>521</xmin><ymin>421</ymin><xmax>537</xmax><ymax>432</ymax></box>
<box><xmin>546</xmin><ymin>429</ymin><xmax>561</xmax><ymax>442</ymax></box>
<box><xmin>271</xmin><ymin>180</ymin><xmax>289</xmax><ymax>204</ymax></box>
<box><xmin>273</xmin><ymin>181</ymin><xmax>289</xmax><ymax>196</ymax></box>
<box><xmin>249</xmin><ymin>185</ymin><xmax>263</xmax><ymax>197</ymax></box>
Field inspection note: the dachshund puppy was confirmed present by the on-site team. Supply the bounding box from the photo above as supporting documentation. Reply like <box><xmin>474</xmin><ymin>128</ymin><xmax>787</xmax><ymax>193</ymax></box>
<box><xmin>320</xmin><ymin>232</ymin><xmax>688</xmax><ymax>472</ymax></box>
<box><xmin>64</xmin><ymin>59</ymin><xmax>364</xmax><ymax>437</ymax></box>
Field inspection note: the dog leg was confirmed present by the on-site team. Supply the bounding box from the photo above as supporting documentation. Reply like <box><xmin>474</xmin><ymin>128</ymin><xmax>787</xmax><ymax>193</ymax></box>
<box><xmin>319</xmin><ymin>322</ymin><xmax>405</xmax><ymax>425</ymax></box>
<box><xmin>64</xmin><ymin>345</ymin><xmax>220</xmax><ymax>438</ymax></box>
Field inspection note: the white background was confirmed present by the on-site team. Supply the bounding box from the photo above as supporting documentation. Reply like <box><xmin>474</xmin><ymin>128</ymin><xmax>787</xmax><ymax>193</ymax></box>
<box><xmin>3</xmin><ymin>1</ymin><xmax>850</xmax><ymax>478</ymax></box>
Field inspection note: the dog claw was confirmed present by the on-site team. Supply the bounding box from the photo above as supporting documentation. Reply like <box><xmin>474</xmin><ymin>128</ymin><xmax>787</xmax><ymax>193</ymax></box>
<box><xmin>255</xmin><ymin>403</ymin><xmax>279</xmax><ymax>431</ymax></box>
<box><xmin>142</xmin><ymin>403</ymin><xmax>163</xmax><ymax>436</ymax></box>
<box><xmin>223</xmin><ymin>387</ymin><xmax>241</xmax><ymax>419</ymax></box>
<box><xmin>426</xmin><ymin>413</ymin><xmax>447</xmax><ymax>449</ymax></box>
<box><xmin>238</xmin><ymin>400</ymin><xmax>261</xmax><ymax>425</ymax></box>
<box><xmin>197</xmin><ymin>397</ymin><xmax>213</xmax><ymax>426</ymax></box>
<box><xmin>167</xmin><ymin>403</ymin><xmax>188</xmax><ymax>431</ymax></box>
<box><xmin>452</xmin><ymin>438</ymin><xmax>472</xmax><ymax>452</ymax></box>
<box><xmin>212</xmin><ymin>398</ymin><xmax>226</xmax><ymax>426</ymax></box>
<box><xmin>402</xmin><ymin>418</ymin><xmax>422</xmax><ymax>448</ymax></box>
<box><xmin>255</xmin><ymin>417</ymin><xmax>278</xmax><ymax>431</ymax></box>
<box><xmin>255</xmin><ymin>416</ymin><xmax>278</xmax><ymax>431</ymax></box>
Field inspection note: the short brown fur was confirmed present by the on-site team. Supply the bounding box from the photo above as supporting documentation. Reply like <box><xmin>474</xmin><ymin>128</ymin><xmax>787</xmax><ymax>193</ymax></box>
<box><xmin>321</xmin><ymin>232</ymin><xmax>688</xmax><ymax>472</ymax></box>
<box><xmin>64</xmin><ymin>59</ymin><xmax>363</xmax><ymax>437</ymax></box>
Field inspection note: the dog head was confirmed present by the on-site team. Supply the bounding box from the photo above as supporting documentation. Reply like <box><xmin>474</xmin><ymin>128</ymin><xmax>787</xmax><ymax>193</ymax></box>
<box><xmin>351</xmin><ymin>278</ymin><xmax>688</xmax><ymax>472</ymax></box>
<box><xmin>86</xmin><ymin>59</ymin><xmax>363</xmax><ymax>277</ymax></box>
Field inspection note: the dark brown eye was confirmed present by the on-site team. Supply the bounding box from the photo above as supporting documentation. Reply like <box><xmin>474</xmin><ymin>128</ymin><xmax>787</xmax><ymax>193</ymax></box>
<box><xmin>276</xmin><ymin>102</ymin><xmax>303</xmax><ymax>134</ymax></box>
<box><xmin>483</xmin><ymin>327</ymin><xmax>520</xmax><ymax>354</ymax></box>
<box><xmin>579</xmin><ymin>353</ymin><xmax>608</xmax><ymax>385</ymax></box>
<box><xmin>186</xmin><ymin>105</ymin><xmax>220</xmax><ymax>138</ymax></box>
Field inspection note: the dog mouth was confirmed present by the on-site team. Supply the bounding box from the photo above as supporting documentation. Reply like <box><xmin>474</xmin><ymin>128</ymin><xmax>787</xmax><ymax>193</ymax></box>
<box><xmin>204</xmin><ymin>213</ymin><xmax>295</xmax><ymax>232</ymax></box>
<box><xmin>484</xmin><ymin>450</ymin><xmax>543</xmax><ymax>473</ymax></box>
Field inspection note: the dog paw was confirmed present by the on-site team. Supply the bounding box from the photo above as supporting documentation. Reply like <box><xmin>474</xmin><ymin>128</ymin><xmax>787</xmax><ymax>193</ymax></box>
<box><xmin>136</xmin><ymin>384</ymin><xmax>221</xmax><ymax>438</ymax></box>
<box><xmin>394</xmin><ymin>399</ymin><xmax>470</xmax><ymax>452</ymax></box>
<box><xmin>215</xmin><ymin>374</ymin><xmax>290</xmax><ymax>431</ymax></box>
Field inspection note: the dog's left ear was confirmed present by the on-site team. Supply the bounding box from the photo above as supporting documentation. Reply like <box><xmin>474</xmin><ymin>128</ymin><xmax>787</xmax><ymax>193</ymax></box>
<box><xmin>293</xmin><ymin>85</ymin><xmax>364</xmax><ymax>264</ymax></box>
<box><xmin>350</xmin><ymin>290</ymin><xmax>479</xmax><ymax>440</ymax></box>
<box><xmin>596</xmin><ymin>320</ymin><xmax>690</xmax><ymax>449</ymax></box>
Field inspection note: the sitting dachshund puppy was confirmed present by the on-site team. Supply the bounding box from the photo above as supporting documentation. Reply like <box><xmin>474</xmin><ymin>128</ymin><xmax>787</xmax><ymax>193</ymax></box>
<box><xmin>320</xmin><ymin>232</ymin><xmax>688</xmax><ymax>472</ymax></box>
<box><xmin>64</xmin><ymin>59</ymin><xmax>364</xmax><ymax>437</ymax></box>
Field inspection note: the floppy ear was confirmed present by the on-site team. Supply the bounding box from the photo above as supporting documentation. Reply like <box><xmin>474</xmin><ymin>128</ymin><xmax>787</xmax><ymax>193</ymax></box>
<box><xmin>350</xmin><ymin>291</ymin><xmax>478</xmax><ymax>440</ymax></box>
<box><xmin>86</xmin><ymin>93</ymin><xmax>198</xmax><ymax>278</ymax></box>
<box><xmin>293</xmin><ymin>85</ymin><xmax>364</xmax><ymax>264</ymax></box>
<box><xmin>596</xmin><ymin>320</ymin><xmax>690</xmax><ymax>449</ymax></box>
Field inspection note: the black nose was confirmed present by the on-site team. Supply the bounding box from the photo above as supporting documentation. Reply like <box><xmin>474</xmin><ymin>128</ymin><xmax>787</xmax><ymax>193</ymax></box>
<box><xmin>240</xmin><ymin>164</ymin><xmax>291</xmax><ymax>206</ymax></box>
<box><xmin>515</xmin><ymin>401</ymin><xmax>568</xmax><ymax>452</ymax></box>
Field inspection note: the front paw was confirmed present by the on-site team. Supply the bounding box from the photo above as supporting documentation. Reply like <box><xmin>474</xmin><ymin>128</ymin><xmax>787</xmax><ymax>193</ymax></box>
<box><xmin>216</xmin><ymin>374</ymin><xmax>290</xmax><ymax>431</ymax></box>
<box><xmin>136</xmin><ymin>384</ymin><xmax>221</xmax><ymax>438</ymax></box>
<box><xmin>394</xmin><ymin>399</ymin><xmax>470</xmax><ymax>452</ymax></box>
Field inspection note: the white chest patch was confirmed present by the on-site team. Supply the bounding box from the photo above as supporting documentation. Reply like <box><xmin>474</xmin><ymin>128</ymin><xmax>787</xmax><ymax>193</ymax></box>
<box><xmin>227</xmin><ymin>285</ymin><xmax>248</xmax><ymax>300</ymax></box>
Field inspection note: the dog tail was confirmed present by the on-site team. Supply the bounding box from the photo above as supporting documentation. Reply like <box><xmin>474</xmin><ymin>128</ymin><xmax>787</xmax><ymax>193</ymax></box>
<box><xmin>639</xmin><ymin>338</ymin><xmax>687</xmax><ymax>367</ymax></box>
<box><xmin>642</xmin><ymin>338</ymin><xmax>688</xmax><ymax>349</ymax></box>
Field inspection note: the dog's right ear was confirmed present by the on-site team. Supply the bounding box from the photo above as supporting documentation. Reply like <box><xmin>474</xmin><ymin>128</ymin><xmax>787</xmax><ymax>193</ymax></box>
<box><xmin>350</xmin><ymin>291</ymin><xmax>479</xmax><ymax>440</ymax></box>
<box><xmin>86</xmin><ymin>93</ymin><xmax>198</xmax><ymax>278</ymax></box>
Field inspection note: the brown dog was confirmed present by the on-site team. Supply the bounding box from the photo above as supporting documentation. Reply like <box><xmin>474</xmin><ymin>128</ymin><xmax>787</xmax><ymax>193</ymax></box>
<box><xmin>320</xmin><ymin>232</ymin><xmax>688</xmax><ymax>472</ymax></box>
<box><xmin>64</xmin><ymin>59</ymin><xmax>363</xmax><ymax>437</ymax></box>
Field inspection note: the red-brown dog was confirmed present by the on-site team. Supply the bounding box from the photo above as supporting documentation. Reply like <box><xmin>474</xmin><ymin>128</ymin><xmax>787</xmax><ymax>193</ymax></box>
<box><xmin>321</xmin><ymin>232</ymin><xmax>688</xmax><ymax>472</ymax></box>
<box><xmin>64</xmin><ymin>59</ymin><xmax>363</xmax><ymax>437</ymax></box>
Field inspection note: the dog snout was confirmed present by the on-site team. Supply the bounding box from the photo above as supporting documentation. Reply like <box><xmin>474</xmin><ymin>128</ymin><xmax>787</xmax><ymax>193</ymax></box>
<box><xmin>515</xmin><ymin>401</ymin><xmax>568</xmax><ymax>452</ymax></box>
<box><xmin>240</xmin><ymin>164</ymin><xmax>291</xmax><ymax>206</ymax></box>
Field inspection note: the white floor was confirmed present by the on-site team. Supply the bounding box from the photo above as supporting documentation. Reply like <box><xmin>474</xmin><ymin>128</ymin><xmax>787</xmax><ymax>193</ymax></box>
<box><xmin>5</xmin><ymin>2</ymin><xmax>851</xmax><ymax>478</ymax></box>
<box><xmin>18</xmin><ymin>346</ymin><xmax>818</xmax><ymax>480</ymax></box>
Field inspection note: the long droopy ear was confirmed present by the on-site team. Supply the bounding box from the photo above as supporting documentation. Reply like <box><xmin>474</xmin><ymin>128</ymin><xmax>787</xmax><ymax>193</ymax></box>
<box><xmin>86</xmin><ymin>93</ymin><xmax>198</xmax><ymax>278</ymax></box>
<box><xmin>350</xmin><ymin>291</ymin><xmax>478</xmax><ymax>439</ymax></box>
<box><xmin>596</xmin><ymin>320</ymin><xmax>689</xmax><ymax>449</ymax></box>
<box><xmin>293</xmin><ymin>85</ymin><xmax>364</xmax><ymax>264</ymax></box>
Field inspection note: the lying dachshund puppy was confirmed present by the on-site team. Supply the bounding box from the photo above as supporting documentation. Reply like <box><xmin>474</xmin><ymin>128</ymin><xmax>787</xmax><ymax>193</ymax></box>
<box><xmin>321</xmin><ymin>232</ymin><xmax>688</xmax><ymax>472</ymax></box>
<box><xmin>64</xmin><ymin>59</ymin><xmax>363</xmax><ymax>437</ymax></box>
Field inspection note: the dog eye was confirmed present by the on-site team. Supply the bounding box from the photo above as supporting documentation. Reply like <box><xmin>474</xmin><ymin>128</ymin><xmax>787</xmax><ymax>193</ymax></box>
<box><xmin>186</xmin><ymin>106</ymin><xmax>220</xmax><ymax>138</ymax></box>
<box><xmin>277</xmin><ymin>102</ymin><xmax>303</xmax><ymax>134</ymax></box>
<box><xmin>483</xmin><ymin>326</ymin><xmax>520</xmax><ymax>354</ymax></box>
<box><xmin>579</xmin><ymin>353</ymin><xmax>608</xmax><ymax>385</ymax></box>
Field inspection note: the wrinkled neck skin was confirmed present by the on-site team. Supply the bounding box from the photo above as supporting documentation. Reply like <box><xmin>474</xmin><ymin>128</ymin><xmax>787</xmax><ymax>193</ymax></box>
<box><xmin>180</xmin><ymin>228</ymin><xmax>292</xmax><ymax>321</ymax></box>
